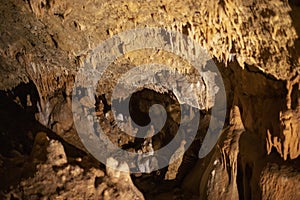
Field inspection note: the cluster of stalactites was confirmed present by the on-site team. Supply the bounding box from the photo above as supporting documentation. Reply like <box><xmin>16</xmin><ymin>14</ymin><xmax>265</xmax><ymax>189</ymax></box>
<box><xmin>166</xmin><ymin>0</ymin><xmax>297</xmax><ymax>79</ymax></box>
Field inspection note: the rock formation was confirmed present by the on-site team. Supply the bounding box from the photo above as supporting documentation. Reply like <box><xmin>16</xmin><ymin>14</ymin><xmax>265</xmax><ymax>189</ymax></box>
<box><xmin>0</xmin><ymin>0</ymin><xmax>300</xmax><ymax>199</ymax></box>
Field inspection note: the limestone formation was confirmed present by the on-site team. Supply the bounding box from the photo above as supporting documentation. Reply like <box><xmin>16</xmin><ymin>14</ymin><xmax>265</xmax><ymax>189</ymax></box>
<box><xmin>0</xmin><ymin>0</ymin><xmax>300</xmax><ymax>199</ymax></box>
<box><xmin>260</xmin><ymin>163</ymin><xmax>300</xmax><ymax>200</ymax></box>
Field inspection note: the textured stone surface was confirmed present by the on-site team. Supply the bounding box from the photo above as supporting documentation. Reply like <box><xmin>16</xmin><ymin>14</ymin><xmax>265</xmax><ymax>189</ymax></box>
<box><xmin>0</xmin><ymin>0</ymin><xmax>298</xmax><ymax>93</ymax></box>
<box><xmin>182</xmin><ymin>106</ymin><xmax>244</xmax><ymax>199</ymax></box>
<box><xmin>3</xmin><ymin>137</ymin><xmax>144</xmax><ymax>200</ymax></box>
<box><xmin>1</xmin><ymin>0</ymin><xmax>300</xmax><ymax>199</ymax></box>
<box><xmin>260</xmin><ymin>163</ymin><xmax>300</xmax><ymax>200</ymax></box>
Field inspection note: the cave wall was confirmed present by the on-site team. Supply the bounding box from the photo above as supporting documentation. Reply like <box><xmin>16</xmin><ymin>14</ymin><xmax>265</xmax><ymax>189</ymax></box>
<box><xmin>0</xmin><ymin>0</ymin><xmax>298</xmax><ymax>91</ymax></box>
<box><xmin>0</xmin><ymin>0</ymin><xmax>300</xmax><ymax>199</ymax></box>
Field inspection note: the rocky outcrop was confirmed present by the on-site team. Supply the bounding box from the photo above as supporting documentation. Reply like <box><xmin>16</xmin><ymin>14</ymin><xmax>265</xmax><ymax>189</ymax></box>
<box><xmin>3</xmin><ymin>133</ymin><xmax>144</xmax><ymax>200</ymax></box>
<box><xmin>266</xmin><ymin>78</ymin><xmax>300</xmax><ymax>160</ymax></box>
<box><xmin>181</xmin><ymin>106</ymin><xmax>244</xmax><ymax>199</ymax></box>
